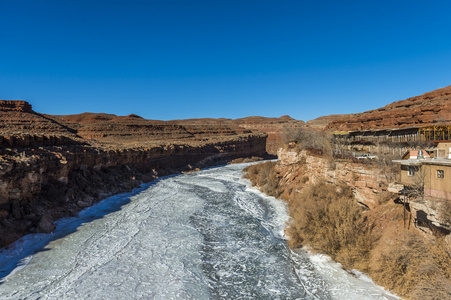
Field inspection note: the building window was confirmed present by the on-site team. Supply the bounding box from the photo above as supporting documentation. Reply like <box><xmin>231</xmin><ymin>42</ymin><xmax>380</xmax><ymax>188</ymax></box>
<box><xmin>437</xmin><ymin>170</ymin><xmax>444</xmax><ymax>178</ymax></box>
<box><xmin>407</xmin><ymin>166</ymin><xmax>415</xmax><ymax>176</ymax></box>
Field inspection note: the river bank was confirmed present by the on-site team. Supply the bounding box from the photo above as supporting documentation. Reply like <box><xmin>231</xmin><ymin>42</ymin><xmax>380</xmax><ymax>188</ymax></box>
<box><xmin>243</xmin><ymin>151</ymin><xmax>451</xmax><ymax>300</ymax></box>
<box><xmin>0</xmin><ymin>134</ymin><xmax>267</xmax><ymax>248</ymax></box>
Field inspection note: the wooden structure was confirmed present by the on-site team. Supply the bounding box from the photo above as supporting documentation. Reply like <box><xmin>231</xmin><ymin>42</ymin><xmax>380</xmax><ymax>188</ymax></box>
<box><xmin>333</xmin><ymin>125</ymin><xmax>451</xmax><ymax>144</ymax></box>
<box><xmin>419</xmin><ymin>125</ymin><xmax>451</xmax><ymax>142</ymax></box>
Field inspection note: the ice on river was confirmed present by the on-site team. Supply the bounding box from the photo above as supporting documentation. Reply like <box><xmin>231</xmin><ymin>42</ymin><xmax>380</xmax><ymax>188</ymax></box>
<box><xmin>0</xmin><ymin>163</ymin><xmax>398</xmax><ymax>299</ymax></box>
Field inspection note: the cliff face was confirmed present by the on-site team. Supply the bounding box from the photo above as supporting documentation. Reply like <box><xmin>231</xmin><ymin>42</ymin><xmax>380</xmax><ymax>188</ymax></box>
<box><xmin>0</xmin><ymin>101</ymin><xmax>267</xmax><ymax>248</ymax></box>
<box><xmin>0</xmin><ymin>100</ymin><xmax>33</xmax><ymax>113</ymax></box>
<box><xmin>234</xmin><ymin>116</ymin><xmax>305</xmax><ymax>155</ymax></box>
<box><xmin>326</xmin><ymin>85</ymin><xmax>451</xmax><ymax>131</ymax></box>
<box><xmin>167</xmin><ymin>115</ymin><xmax>306</xmax><ymax>155</ymax></box>
<box><xmin>277</xmin><ymin>148</ymin><xmax>390</xmax><ymax>207</ymax></box>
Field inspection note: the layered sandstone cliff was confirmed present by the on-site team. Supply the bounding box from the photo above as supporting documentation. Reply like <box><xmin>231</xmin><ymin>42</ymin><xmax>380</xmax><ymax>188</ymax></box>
<box><xmin>0</xmin><ymin>101</ymin><xmax>267</xmax><ymax>247</ymax></box>
<box><xmin>277</xmin><ymin>148</ymin><xmax>390</xmax><ymax>207</ymax></box>
<box><xmin>233</xmin><ymin>116</ymin><xmax>305</xmax><ymax>155</ymax></box>
<box><xmin>326</xmin><ymin>85</ymin><xmax>451</xmax><ymax>131</ymax></box>
<box><xmin>0</xmin><ymin>100</ymin><xmax>33</xmax><ymax>113</ymax></box>
<box><xmin>169</xmin><ymin>115</ymin><xmax>306</xmax><ymax>155</ymax></box>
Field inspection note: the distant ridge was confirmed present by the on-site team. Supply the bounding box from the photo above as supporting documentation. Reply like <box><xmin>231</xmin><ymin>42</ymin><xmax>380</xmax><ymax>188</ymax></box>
<box><xmin>306</xmin><ymin>114</ymin><xmax>348</xmax><ymax>129</ymax></box>
<box><xmin>324</xmin><ymin>85</ymin><xmax>451</xmax><ymax>131</ymax></box>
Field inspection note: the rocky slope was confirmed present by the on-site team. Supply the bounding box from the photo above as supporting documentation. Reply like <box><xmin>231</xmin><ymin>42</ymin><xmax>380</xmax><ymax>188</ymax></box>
<box><xmin>0</xmin><ymin>100</ymin><xmax>267</xmax><ymax>248</ymax></box>
<box><xmin>305</xmin><ymin>114</ymin><xmax>348</xmax><ymax>129</ymax></box>
<box><xmin>326</xmin><ymin>85</ymin><xmax>451</xmax><ymax>131</ymax></box>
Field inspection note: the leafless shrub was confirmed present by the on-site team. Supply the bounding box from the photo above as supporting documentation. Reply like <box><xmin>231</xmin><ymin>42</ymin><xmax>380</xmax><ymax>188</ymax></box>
<box><xmin>370</xmin><ymin>231</ymin><xmax>451</xmax><ymax>300</ymax></box>
<box><xmin>284</xmin><ymin>127</ymin><xmax>332</xmax><ymax>156</ymax></box>
<box><xmin>405</xmin><ymin>167</ymin><xmax>428</xmax><ymax>201</ymax></box>
<box><xmin>370</xmin><ymin>232</ymin><xmax>428</xmax><ymax>297</ymax></box>
<box><xmin>300</xmin><ymin>176</ymin><xmax>309</xmax><ymax>184</ymax></box>
<box><xmin>376</xmin><ymin>191</ymin><xmax>395</xmax><ymax>205</ymax></box>
<box><xmin>439</xmin><ymin>200</ymin><xmax>451</xmax><ymax>225</ymax></box>
<box><xmin>243</xmin><ymin>161</ymin><xmax>281</xmax><ymax>197</ymax></box>
<box><xmin>286</xmin><ymin>181</ymin><xmax>374</xmax><ymax>270</ymax></box>
<box><xmin>375</xmin><ymin>154</ymin><xmax>401</xmax><ymax>183</ymax></box>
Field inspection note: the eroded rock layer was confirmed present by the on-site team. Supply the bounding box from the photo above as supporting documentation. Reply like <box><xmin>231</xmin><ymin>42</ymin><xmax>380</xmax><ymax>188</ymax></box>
<box><xmin>326</xmin><ymin>85</ymin><xmax>451</xmax><ymax>131</ymax></box>
<box><xmin>0</xmin><ymin>100</ymin><xmax>33</xmax><ymax>113</ymax></box>
<box><xmin>168</xmin><ymin>115</ymin><xmax>306</xmax><ymax>155</ymax></box>
<box><xmin>277</xmin><ymin>148</ymin><xmax>389</xmax><ymax>207</ymax></box>
<box><xmin>0</xmin><ymin>101</ymin><xmax>268</xmax><ymax>247</ymax></box>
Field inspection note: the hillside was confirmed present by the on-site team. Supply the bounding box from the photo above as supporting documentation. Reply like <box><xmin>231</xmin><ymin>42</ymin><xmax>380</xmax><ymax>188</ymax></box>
<box><xmin>305</xmin><ymin>114</ymin><xmax>349</xmax><ymax>129</ymax></box>
<box><xmin>326</xmin><ymin>85</ymin><xmax>451</xmax><ymax>131</ymax></box>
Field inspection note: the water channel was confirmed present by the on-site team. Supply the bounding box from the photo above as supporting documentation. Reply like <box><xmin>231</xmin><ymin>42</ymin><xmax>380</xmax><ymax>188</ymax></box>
<box><xmin>0</xmin><ymin>163</ymin><xmax>398</xmax><ymax>299</ymax></box>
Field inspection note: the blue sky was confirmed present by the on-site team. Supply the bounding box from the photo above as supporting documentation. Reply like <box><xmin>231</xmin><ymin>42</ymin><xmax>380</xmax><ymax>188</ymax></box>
<box><xmin>1</xmin><ymin>1</ymin><xmax>451</xmax><ymax>121</ymax></box>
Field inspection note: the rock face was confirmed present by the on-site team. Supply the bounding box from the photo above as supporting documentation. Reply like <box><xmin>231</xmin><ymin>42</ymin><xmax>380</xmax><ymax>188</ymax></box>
<box><xmin>0</xmin><ymin>100</ymin><xmax>33</xmax><ymax>113</ymax></box>
<box><xmin>0</xmin><ymin>100</ymin><xmax>268</xmax><ymax>248</ymax></box>
<box><xmin>277</xmin><ymin>148</ymin><xmax>390</xmax><ymax>207</ymax></box>
<box><xmin>326</xmin><ymin>85</ymin><xmax>451</xmax><ymax>131</ymax></box>
<box><xmin>172</xmin><ymin>116</ymin><xmax>306</xmax><ymax>155</ymax></box>
<box><xmin>50</xmin><ymin>113</ymin><xmax>248</xmax><ymax>144</ymax></box>
<box><xmin>166</xmin><ymin>115</ymin><xmax>305</xmax><ymax>155</ymax></box>
<box><xmin>233</xmin><ymin>116</ymin><xmax>305</xmax><ymax>155</ymax></box>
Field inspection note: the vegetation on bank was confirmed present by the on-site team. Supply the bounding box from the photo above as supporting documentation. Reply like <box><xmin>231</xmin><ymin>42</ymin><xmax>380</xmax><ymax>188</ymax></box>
<box><xmin>243</xmin><ymin>130</ymin><xmax>451</xmax><ymax>300</ymax></box>
<box><xmin>285</xmin><ymin>182</ymin><xmax>374</xmax><ymax>270</ymax></box>
<box><xmin>244</xmin><ymin>163</ymin><xmax>373</xmax><ymax>270</ymax></box>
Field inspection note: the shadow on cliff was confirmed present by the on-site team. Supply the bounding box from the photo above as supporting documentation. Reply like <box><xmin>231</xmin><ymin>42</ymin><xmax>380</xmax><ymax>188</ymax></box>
<box><xmin>0</xmin><ymin>177</ymin><xmax>170</xmax><ymax>283</ymax></box>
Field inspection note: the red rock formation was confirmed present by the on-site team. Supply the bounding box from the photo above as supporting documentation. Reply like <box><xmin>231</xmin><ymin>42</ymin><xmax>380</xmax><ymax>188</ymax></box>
<box><xmin>0</xmin><ymin>100</ymin><xmax>33</xmax><ymax>113</ymax></box>
<box><xmin>0</xmin><ymin>101</ymin><xmax>82</xmax><ymax>148</ymax></box>
<box><xmin>168</xmin><ymin>115</ymin><xmax>306</xmax><ymax>155</ymax></box>
<box><xmin>277</xmin><ymin>148</ymin><xmax>389</xmax><ymax>207</ymax></box>
<box><xmin>0</xmin><ymin>101</ymin><xmax>269</xmax><ymax>247</ymax></box>
<box><xmin>326</xmin><ymin>85</ymin><xmax>451</xmax><ymax>131</ymax></box>
<box><xmin>232</xmin><ymin>116</ymin><xmax>305</xmax><ymax>155</ymax></box>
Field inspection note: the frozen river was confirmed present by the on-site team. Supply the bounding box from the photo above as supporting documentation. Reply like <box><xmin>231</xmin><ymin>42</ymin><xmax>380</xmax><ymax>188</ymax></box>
<box><xmin>0</xmin><ymin>163</ymin><xmax>398</xmax><ymax>299</ymax></box>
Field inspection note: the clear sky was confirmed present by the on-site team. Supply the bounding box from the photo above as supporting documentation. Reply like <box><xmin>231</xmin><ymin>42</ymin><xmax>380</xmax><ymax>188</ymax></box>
<box><xmin>1</xmin><ymin>1</ymin><xmax>451</xmax><ymax>121</ymax></box>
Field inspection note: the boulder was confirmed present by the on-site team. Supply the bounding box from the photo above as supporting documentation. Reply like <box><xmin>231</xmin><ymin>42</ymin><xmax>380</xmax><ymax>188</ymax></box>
<box><xmin>37</xmin><ymin>214</ymin><xmax>55</xmax><ymax>233</ymax></box>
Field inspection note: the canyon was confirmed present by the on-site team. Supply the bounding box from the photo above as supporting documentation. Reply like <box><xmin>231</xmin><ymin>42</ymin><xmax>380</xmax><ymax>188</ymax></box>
<box><xmin>2</xmin><ymin>84</ymin><xmax>451</xmax><ymax>299</ymax></box>
<box><xmin>0</xmin><ymin>100</ymin><xmax>273</xmax><ymax>248</ymax></box>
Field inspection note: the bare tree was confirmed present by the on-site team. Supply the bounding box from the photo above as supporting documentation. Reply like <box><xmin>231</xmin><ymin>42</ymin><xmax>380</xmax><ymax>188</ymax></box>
<box><xmin>284</xmin><ymin>127</ymin><xmax>332</xmax><ymax>156</ymax></box>
<box><xmin>407</xmin><ymin>166</ymin><xmax>428</xmax><ymax>202</ymax></box>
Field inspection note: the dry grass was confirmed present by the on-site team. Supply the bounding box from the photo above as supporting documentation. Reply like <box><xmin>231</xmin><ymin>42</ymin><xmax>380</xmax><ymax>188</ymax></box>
<box><xmin>286</xmin><ymin>181</ymin><xmax>374</xmax><ymax>270</ymax></box>
<box><xmin>243</xmin><ymin>161</ymin><xmax>281</xmax><ymax>197</ymax></box>
<box><xmin>244</xmin><ymin>160</ymin><xmax>451</xmax><ymax>299</ymax></box>
<box><xmin>370</xmin><ymin>231</ymin><xmax>451</xmax><ymax>300</ymax></box>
